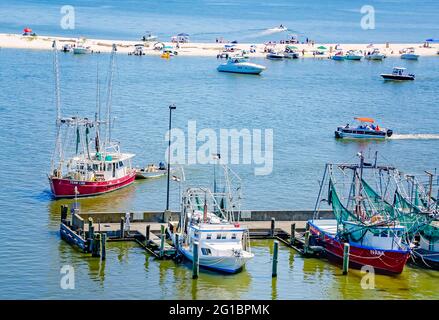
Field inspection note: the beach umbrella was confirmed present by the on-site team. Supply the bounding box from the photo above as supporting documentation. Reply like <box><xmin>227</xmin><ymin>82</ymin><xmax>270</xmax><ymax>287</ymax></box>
<box><xmin>317</xmin><ymin>46</ymin><xmax>327</xmax><ymax>50</ymax></box>
<box><xmin>177</xmin><ymin>33</ymin><xmax>189</xmax><ymax>37</ymax></box>
<box><xmin>287</xmin><ymin>45</ymin><xmax>298</xmax><ymax>50</ymax></box>
<box><xmin>23</xmin><ymin>27</ymin><xmax>32</xmax><ymax>33</ymax></box>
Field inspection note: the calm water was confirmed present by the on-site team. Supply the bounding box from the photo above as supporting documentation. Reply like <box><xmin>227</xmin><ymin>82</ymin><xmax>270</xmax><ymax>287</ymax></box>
<box><xmin>0</xmin><ymin>46</ymin><xmax>438</xmax><ymax>299</ymax></box>
<box><xmin>0</xmin><ymin>0</ymin><xmax>439</xmax><ymax>43</ymax></box>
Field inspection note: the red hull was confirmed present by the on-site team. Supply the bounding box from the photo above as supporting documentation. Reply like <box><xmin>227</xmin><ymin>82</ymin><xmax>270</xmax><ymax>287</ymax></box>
<box><xmin>49</xmin><ymin>171</ymin><xmax>136</xmax><ymax>198</ymax></box>
<box><xmin>309</xmin><ymin>222</ymin><xmax>410</xmax><ymax>274</ymax></box>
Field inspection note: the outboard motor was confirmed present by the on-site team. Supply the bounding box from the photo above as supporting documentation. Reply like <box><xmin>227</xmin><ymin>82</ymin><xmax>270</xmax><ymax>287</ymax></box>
<box><xmin>386</xmin><ymin>129</ymin><xmax>393</xmax><ymax>137</ymax></box>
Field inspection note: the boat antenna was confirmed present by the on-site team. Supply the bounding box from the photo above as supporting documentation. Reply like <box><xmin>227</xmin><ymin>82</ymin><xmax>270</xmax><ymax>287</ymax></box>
<box><xmin>105</xmin><ymin>44</ymin><xmax>117</xmax><ymax>146</ymax></box>
<box><xmin>51</xmin><ymin>40</ymin><xmax>62</xmax><ymax>173</ymax></box>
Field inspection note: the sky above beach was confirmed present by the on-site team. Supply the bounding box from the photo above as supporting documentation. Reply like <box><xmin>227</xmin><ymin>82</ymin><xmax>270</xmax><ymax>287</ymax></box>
<box><xmin>0</xmin><ymin>0</ymin><xmax>438</xmax><ymax>43</ymax></box>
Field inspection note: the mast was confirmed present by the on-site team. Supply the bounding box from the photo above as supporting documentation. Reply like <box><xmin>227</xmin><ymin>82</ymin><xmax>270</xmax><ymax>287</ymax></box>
<box><xmin>51</xmin><ymin>40</ymin><xmax>62</xmax><ymax>173</ymax></box>
<box><xmin>105</xmin><ymin>44</ymin><xmax>117</xmax><ymax>147</ymax></box>
<box><xmin>95</xmin><ymin>62</ymin><xmax>101</xmax><ymax>153</ymax></box>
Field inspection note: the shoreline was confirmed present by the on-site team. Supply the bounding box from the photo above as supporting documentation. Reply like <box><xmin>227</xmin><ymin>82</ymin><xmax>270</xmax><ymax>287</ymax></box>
<box><xmin>1</xmin><ymin>33</ymin><xmax>438</xmax><ymax>58</ymax></box>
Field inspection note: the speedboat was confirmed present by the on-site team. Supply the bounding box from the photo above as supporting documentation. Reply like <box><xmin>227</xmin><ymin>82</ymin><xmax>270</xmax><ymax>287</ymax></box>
<box><xmin>365</xmin><ymin>48</ymin><xmax>385</xmax><ymax>60</ymax></box>
<box><xmin>73</xmin><ymin>43</ymin><xmax>91</xmax><ymax>54</ymax></box>
<box><xmin>162</xmin><ymin>45</ymin><xmax>178</xmax><ymax>56</ymax></box>
<box><xmin>266</xmin><ymin>50</ymin><xmax>284</xmax><ymax>60</ymax></box>
<box><xmin>268</xmin><ymin>24</ymin><xmax>287</xmax><ymax>32</ymax></box>
<box><xmin>331</xmin><ymin>51</ymin><xmax>345</xmax><ymax>61</ymax></box>
<box><xmin>135</xmin><ymin>163</ymin><xmax>167</xmax><ymax>179</ymax></box>
<box><xmin>400</xmin><ymin>48</ymin><xmax>419</xmax><ymax>60</ymax></box>
<box><xmin>217</xmin><ymin>56</ymin><xmax>266</xmax><ymax>74</ymax></box>
<box><xmin>345</xmin><ymin>50</ymin><xmax>363</xmax><ymax>60</ymax></box>
<box><xmin>381</xmin><ymin>67</ymin><xmax>415</xmax><ymax>80</ymax></box>
<box><xmin>129</xmin><ymin>44</ymin><xmax>145</xmax><ymax>56</ymax></box>
<box><xmin>283</xmin><ymin>46</ymin><xmax>299</xmax><ymax>59</ymax></box>
<box><xmin>142</xmin><ymin>31</ymin><xmax>158</xmax><ymax>42</ymax></box>
<box><xmin>61</xmin><ymin>44</ymin><xmax>72</xmax><ymax>53</ymax></box>
<box><xmin>335</xmin><ymin>117</ymin><xmax>393</xmax><ymax>139</ymax></box>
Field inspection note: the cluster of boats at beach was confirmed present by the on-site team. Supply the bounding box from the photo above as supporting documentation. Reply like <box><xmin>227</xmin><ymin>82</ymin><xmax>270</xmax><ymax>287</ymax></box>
<box><xmin>48</xmin><ymin>40</ymin><xmax>438</xmax><ymax>276</ymax></box>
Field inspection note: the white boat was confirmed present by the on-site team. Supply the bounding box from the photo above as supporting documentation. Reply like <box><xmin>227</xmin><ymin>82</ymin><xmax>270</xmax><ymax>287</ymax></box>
<box><xmin>345</xmin><ymin>50</ymin><xmax>363</xmax><ymax>60</ymax></box>
<box><xmin>365</xmin><ymin>48</ymin><xmax>385</xmax><ymax>60</ymax></box>
<box><xmin>73</xmin><ymin>44</ymin><xmax>91</xmax><ymax>54</ymax></box>
<box><xmin>61</xmin><ymin>44</ymin><xmax>72</xmax><ymax>53</ymax></box>
<box><xmin>268</xmin><ymin>25</ymin><xmax>287</xmax><ymax>32</ymax></box>
<box><xmin>400</xmin><ymin>48</ymin><xmax>419</xmax><ymax>60</ymax></box>
<box><xmin>283</xmin><ymin>46</ymin><xmax>299</xmax><ymax>59</ymax></box>
<box><xmin>135</xmin><ymin>163</ymin><xmax>167</xmax><ymax>179</ymax></box>
<box><xmin>381</xmin><ymin>67</ymin><xmax>415</xmax><ymax>81</ymax></box>
<box><xmin>217</xmin><ymin>56</ymin><xmax>266</xmax><ymax>74</ymax></box>
<box><xmin>335</xmin><ymin>117</ymin><xmax>393</xmax><ymax>139</ymax></box>
<box><xmin>266</xmin><ymin>50</ymin><xmax>284</xmax><ymax>60</ymax></box>
<box><xmin>169</xmin><ymin>164</ymin><xmax>254</xmax><ymax>273</ymax></box>
<box><xmin>142</xmin><ymin>32</ymin><xmax>158</xmax><ymax>42</ymax></box>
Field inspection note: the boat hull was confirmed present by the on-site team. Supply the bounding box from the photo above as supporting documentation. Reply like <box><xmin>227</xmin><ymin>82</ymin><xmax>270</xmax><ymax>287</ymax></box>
<box><xmin>49</xmin><ymin>171</ymin><xmax>136</xmax><ymax>198</ymax></box>
<box><xmin>345</xmin><ymin>56</ymin><xmax>362</xmax><ymax>60</ymax></box>
<box><xmin>180</xmin><ymin>247</ymin><xmax>253</xmax><ymax>273</ymax></box>
<box><xmin>217</xmin><ymin>64</ymin><xmax>265</xmax><ymax>75</ymax></box>
<box><xmin>381</xmin><ymin>74</ymin><xmax>415</xmax><ymax>81</ymax></box>
<box><xmin>135</xmin><ymin>169</ymin><xmax>167</xmax><ymax>179</ymax></box>
<box><xmin>365</xmin><ymin>54</ymin><xmax>385</xmax><ymax>60</ymax></box>
<box><xmin>401</xmin><ymin>54</ymin><xmax>419</xmax><ymax>60</ymax></box>
<box><xmin>332</xmin><ymin>56</ymin><xmax>345</xmax><ymax>61</ymax></box>
<box><xmin>409</xmin><ymin>248</ymin><xmax>439</xmax><ymax>270</ymax></box>
<box><xmin>73</xmin><ymin>48</ymin><xmax>91</xmax><ymax>54</ymax></box>
<box><xmin>309</xmin><ymin>220</ymin><xmax>410</xmax><ymax>274</ymax></box>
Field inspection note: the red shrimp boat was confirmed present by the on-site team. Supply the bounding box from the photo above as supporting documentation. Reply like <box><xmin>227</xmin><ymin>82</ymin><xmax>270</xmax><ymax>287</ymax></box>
<box><xmin>310</xmin><ymin>153</ymin><xmax>410</xmax><ymax>274</ymax></box>
<box><xmin>48</xmin><ymin>42</ymin><xmax>136</xmax><ymax>198</ymax></box>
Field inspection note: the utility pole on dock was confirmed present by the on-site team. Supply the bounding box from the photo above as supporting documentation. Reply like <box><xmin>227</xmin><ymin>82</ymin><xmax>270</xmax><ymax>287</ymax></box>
<box><xmin>166</xmin><ymin>104</ymin><xmax>176</xmax><ymax>214</ymax></box>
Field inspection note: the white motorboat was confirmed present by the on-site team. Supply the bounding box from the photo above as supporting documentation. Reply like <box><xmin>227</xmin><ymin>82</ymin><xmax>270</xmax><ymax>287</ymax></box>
<box><xmin>345</xmin><ymin>50</ymin><xmax>363</xmax><ymax>60</ymax></box>
<box><xmin>365</xmin><ymin>48</ymin><xmax>385</xmax><ymax>60</ymax></box>
<box><xmin>169</xmin><ymin>164</ymin><xmax>254</xmax><ymax>273</ymax></box>
<box><xmin>61</xmin><ymin>44</ymin><xmax>72</xmax><ymax>53</ymax></box>
<box><xmin>283</xmin><ymin>46</ymin><xmax>299</xmax><ymax>59</ymax></box>
<box><xmin>268</xmin><ymin>24</ymin><xmax>288</xmax><ymax>32</ymax></box>
<box><xmin>217</xmin><ymin>56</ymin><xmax>266</xmax><ymax>74</ymax></box>
<box><xmin>142</xmin><ymin>31</ymin><xmax>158</xmax><ymax>42</ymax></box>
<box><xmin>129</xmin><ymin>44</ymin><xmax>145</xmax><ymax>56</ymax></box>
<box><xmin>381</xmin><ymin>67</ymin><xmax>415</xmax><ymax>81</ymax></box>
<box><xmin>73</xmin><ymin>41</ymin><xmax>91</xmax><ymax>54</ymax></box>
<box><xmin>400</xmin><ymin>48</ymin><xmax>419</xmax><ymax>60</ymax></box>
<box><xmin>335</xmin><ymin>117</ymin><xmax>393</xmax><ymax>139</ymax></box>
<box><xmin>266</xmin><ymin>50</ymin><xmax>284</xmax><ymax>60</ymax></box>
<box><xmin>135</xmin><ymin>163</ymin><xmax>167</xmax><ymax>179</ymax></box>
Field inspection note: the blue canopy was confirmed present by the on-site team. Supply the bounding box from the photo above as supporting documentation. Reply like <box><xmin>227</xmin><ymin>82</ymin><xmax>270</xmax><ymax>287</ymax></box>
<box><xmin>177</xmin><ymin>33</ymin><xmax>189</xmax><ymax>37</ymax></box>
<box><xmin>426</xmin><ymin>38</ymin><xmax>439</xmax><ymax>42</ymax></box>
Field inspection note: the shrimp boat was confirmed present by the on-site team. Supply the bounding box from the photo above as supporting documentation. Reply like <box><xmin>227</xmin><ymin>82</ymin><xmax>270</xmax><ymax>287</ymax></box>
<box><xmin>168</xmin><ymin>162</ymin><xmax>254</xmax><ymax>273</ymax></box>
<box><xmin>48</xmin><ymin>42</ymin><xmax>136</xmax><ymax>198</ymax></box>
<box><xmin>335</xmin><ymin>117</ymin><xmax>393</xmax><ymax>139</ymax></box>
<box><xmin>217</xmin><ymin>56</ymin><xmax>266</xmax><ymax>74</ymax></box>
<box><xmin>310</xmin><ymin>153</ymin><xmax>411</xmax><ymax>274</ymax></box>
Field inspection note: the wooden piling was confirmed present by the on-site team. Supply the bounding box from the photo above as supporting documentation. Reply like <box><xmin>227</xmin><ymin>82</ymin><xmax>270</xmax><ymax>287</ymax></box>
<box><xmin>343</xmin><ymin>243</ymin><xmax>350</xmax><ymax>275</ymax></box>
<box><xmin>270</xmin><ymin>217</ymin><xmax>275</xmax><ymax>237</ymax></box>
<box><xmin>146</xmin><ymin>224</ymin><xmax>150</xmax><ymax>242</ymax></box>
<box><xmin>192</xmin><ymin>242</ymin><xmax>199</xmax><ymax>279</ymax></box>
<box><xmin>92</xmin><ymin>233</ymin><xmax>101</xmax><ymax>257</ymax></box>
<box><xmin>304</xmin><ymin>231</ymin><xmax>310</xmax><ymax>254</ymax></box>
<box><xmin>272</xmin><ymin>240</ymin><xmax>279</xmax><ymax>277</ymax></box>
<box><xmin>120</xmin><ymin>217</ymin><xmax>124</xmax><ymax>238</ymax></box>
<box><xmin>290</xmin><ymin>223</ymin><xmax>296</xmax><ymax>245</ymax></box>
<box><xmin>60</xmin><ymin>205</ymin><xmax>68</xmax><ymax>222</ymax></box>
<box><xmin>160</xmin><ymin>225</ymin><xmax>165</xmax><ymax>258</ymax></box>
<box><xmin>175</xmin><ymin>233</ymin><xmax>180</xmax><ymax>251</ymax></box>
<box><xmin>101</xmin><ymin>233</ymin><xmax>106</xmax><ymax>260</ymax></box>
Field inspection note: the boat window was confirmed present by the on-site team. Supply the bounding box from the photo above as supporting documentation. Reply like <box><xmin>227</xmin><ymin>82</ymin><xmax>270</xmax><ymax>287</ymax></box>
<box><xmin>380</xmin><ymin>230</ymin><xmax>388</xmax><ymax>237</ymax></box>
<box><xmin>206</xmin><ymin>233</ymin><xmax>212</xmax><ymax>240</ymax></box>
<box><xmin>107</xmin><ymin>164</ymin><xmax>112</xmax><ymax>171</ymax></box>
<box><xmin>221</xmin><ymin>234</ymin><xmax>227</xmax><ymax>239</ymax></box>
<box><xmin>231</xmin><ymin>233</ymin><xmax>237</xmax><ymax>240</ymax></box>
<box><xmin>87</xmin><ymin>164</ymin><xmax>93</xmax><ymax>171</ymax></box>
<box><xmin>93</xmin><ymin>164</ymin><xmax>99</xmax><ymax>171</ymax></box>
<box><xmin>216</xmin><ymin>233</ymin><xmax>221</xmax><ymax>239</ymax></box>
<box><xmin>201</xmin><ymin>248</ymin><xmax>212</xmax><ymax>256</ymax></box>
<box><xmin>119</xmin><ymin>161</ymin><xmax>124</xmax><ymax>168</ymax></box>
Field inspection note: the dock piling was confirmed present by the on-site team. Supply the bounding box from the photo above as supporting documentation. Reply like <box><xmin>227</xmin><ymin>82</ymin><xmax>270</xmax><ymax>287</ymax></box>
<box><xmin>272</xmin><ymin>240</ymin><xmax>279</xmax><ymax>277</ymax></box>
<box><xmin>192</xmin><ymin>242</ymin><xmax>199</xmax><ymax>279</ymax></box>
<box><xmin>304</xmin><ymin>231</ymin><xmax>310</xmax><ymax>254</ymax></box>
<box><xmin>145</xmin><ymin>225</ymin><xmax>150</xmax><ymax>242</ymax></box>
<box><xmin>175</xmin><ymin>233</ymin><xmax>180</xmax><ymax>251</ymax></box>
<box><xmin>270</xmin><ymin>217</ymin><xmax>275</xmax><ymax>237</ymax></box>
<box><xmin>159</xmin><ymin>225</ymin><xmax>165</xmax><ymax>258</ymax></box>
<box><xmin>343</xmin><ymin>243</ymin><xmax>350</xmax><ymax>275</ymax></box>
<box><xmin>120</xmin><ymin>217</ymin><xmax>124</xmax><ymax>238</ymax></box>
<box><xmin>101</xmin><ymin>233</ymin><xmax>106</xmax><ymax>260</ymax></box>
<box><xmin>92</xmin><ymin>233</ymin><xmax>101</xmax><ymax>257</ymax></box>
<box><xmin>290</xmin><ymin>223</ymin><xmax>296</xmax><ymax>245</ymax></box>
<box><xmin>60</xmin><ymin>205</ymin><xmax>68</xmax><ymax>222</ymax></box>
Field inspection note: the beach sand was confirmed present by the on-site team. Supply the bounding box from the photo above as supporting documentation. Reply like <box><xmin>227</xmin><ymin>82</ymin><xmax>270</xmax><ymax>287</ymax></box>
<box><xmin>1</xmin><ymin>33</ymin><xmax>438</xmax><ymax>58</ymax></box>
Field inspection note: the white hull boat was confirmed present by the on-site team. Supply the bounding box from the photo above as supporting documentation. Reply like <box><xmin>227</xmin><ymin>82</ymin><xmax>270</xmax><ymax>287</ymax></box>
<box><xmin>345</xmin><ymin>50</ymin><xmax>363</xmax><ymax>60</ymax></box>
<box><xmin>266</xmin><ymin>51</ymin><xmax>284</xmax><ymax>59</ymax></box>
<box><xmin>401</xmin><ymin>53</ymin><xmax>419</xmax><ymax>60</ymax></box>
<box><xmin>217</xmin><ymin>57</ymin><xmax>266</xmax><ymax>74</ymax></box>
<box><xmin>335</xmin><ymin>117</ymin><xmax>392</xmax><ymax>139</ymax></box>
<box><xmin>73</xmin><ymin>46</ymin><xmax>91</xmax><ymax>54</ymax></box>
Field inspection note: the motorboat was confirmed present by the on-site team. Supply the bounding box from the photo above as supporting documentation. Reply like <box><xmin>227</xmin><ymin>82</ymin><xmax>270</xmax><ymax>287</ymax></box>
<box><xmin>135</xmin><ymin>163</ymin><xmax>167</xmax><ymax>179</ymax></box>
<box><xmin>381</xmin><ymin>67</ymin><xmax>415</xmax><ymax>80</ymax></box>
<box><xmin>61</xmin><ymin>44</ymin><xmax>72</xmax><ymax>53</ymax></box>
<box><xmin>268</xmin><ymin>24</ymin><xmax>288</xmax><ymax>32</ymax></box>
<box><xmin>345</xmin><ymin>50</ymin><xmax>363</xmax><ymax>60</ymax></box>
<box><xmin>266</xmin><ymin>50</ymin><xmax>284</xmax><ymax>60</ymax></box>
<box><xmin>331</xmin><ymin>51</ymin><xmax>345</xmax><ymax>61</ymax></box>
<box><xmin>142</xmin><ymin>31</ymin><xmax>158</xmax><ymax>42</ymax></box>
<box><xmin>168</xmin><ymin>164</ymin><xmax>254</xmax><ymax>273</ymax></box>
<box><xmin>283</xmin><ymin>46</ymin><xmax>299</xmax><ymax>59</ymax></box>
<box><xmin>365</xmin><ymin>48</ymin><xmax>385</xmax><ymax>60</ymax></box>
<box><xmin>129</xmin><ymin>44</ymin><xmax>145</xmax><ymax>56</ymax></box>
<box><xmin>400</xmin><ymin>48</ymin><xmax>419</xmax><ymax>60</ymax></box>
<box><xmin>73</xmin><ymin>41</ymin><xmax>92</xmax><ymax>54</ymax></box>
<box><xmin>335</xmin><ymin>117</ymin><xmax>393</xmax><ymax>139</ymax></box>
<box><xmin>217</xmin><ymin>56</ymin><xmax>266</xmax><ymax>74</ymax></box>
<box><xmin>162</xmin><ymin>45</ymin><xmax>178</xmax><ymax>56</ymax></box>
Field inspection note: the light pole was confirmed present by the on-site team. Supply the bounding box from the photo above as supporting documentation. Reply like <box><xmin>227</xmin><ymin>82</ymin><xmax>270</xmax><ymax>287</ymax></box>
<box><xmin>166</xmin><ymin>104</ymin><xmax>176</xmax><ymax>212</ymax></box>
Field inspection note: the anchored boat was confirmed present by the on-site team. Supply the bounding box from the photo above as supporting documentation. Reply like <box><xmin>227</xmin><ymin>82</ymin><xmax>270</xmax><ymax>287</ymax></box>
<box><xmin>381</xmin><ymin>67</ymin><xmax>415</xmax><ymax>81</ymax></box>
<box><xmin>135</xmin><ymin>163</ymin><xmax>168</xmax><ymax>179</ymax></box>
<box><xmin>331</xmin><ymin>51</ymin><xmax>345</xmax><ymax>61</ymax></box>
<box><xmin>365</xmin><ymin>48</ymin><xmax>386</xmax><ymax>60</ymax></box>
<box><xmin>345</xmin><ymin>50</ymin><xmax>363</xmax><ymax>60</ymax></box>
<box><xmin>310</xmin><ymin>153</ymin><xmax>411</xmax><ymax>274</ymax></box>
<box><xmin>169</xmin><ymin>163</ymin><xmax>254</xmax><ymax>273</ymax></box>
<box><xmin>266</xmin><ymin>50</ymin><xmax>285</xmax><ymax>60</ymax></box>
<box><xmin>400</xmin><ymin>48</ymin><xmax>419</xmax><ymax>60</ymax></box>
<box><xmin>217</xmin><ymin>56</ymin><xmax>266</xmax><ymax>74</ymax></box>
<box><xmin>48</xmin><ymin>42</ymin><xmax>136</xmax><ymax>198</ymax></box>
<box><xmin>335</xmin><ymin>117</ymin><xmax>393</xmax><ymax>139</ymax></box>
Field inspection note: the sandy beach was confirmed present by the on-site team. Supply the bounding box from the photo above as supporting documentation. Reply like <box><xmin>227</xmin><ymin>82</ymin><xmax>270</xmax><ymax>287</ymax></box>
<box><xmin>1</xmin><ymin>33</ymin><xmax>438</xmax><ymax>58</ymax></box>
